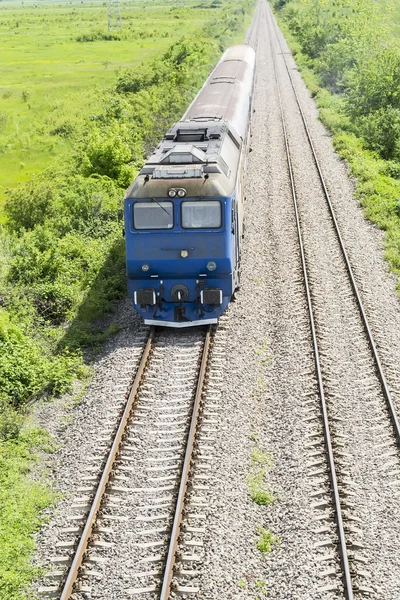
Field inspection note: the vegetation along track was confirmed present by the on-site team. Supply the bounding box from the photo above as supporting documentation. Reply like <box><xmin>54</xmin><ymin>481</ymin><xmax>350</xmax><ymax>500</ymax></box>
<box><xmin>38</xmin><ymin>324</ymin><xmax>226</xmax><ymax>599</ymax></box>
<box><xmin>266</xmin><ymin>1</ymin><xmax>400</xmax><ymax>598</ymax></box>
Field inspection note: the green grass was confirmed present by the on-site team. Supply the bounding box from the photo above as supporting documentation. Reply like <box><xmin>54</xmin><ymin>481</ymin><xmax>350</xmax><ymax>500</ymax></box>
<box><xmin>0</xmin><ymin>423</ymin><xmax>56</xmax><ymax>600</ymax></box>
<box><xmin>0</xmin><ymin>0</ymin><xmax>227</xmax><ymax>208</ymax></box>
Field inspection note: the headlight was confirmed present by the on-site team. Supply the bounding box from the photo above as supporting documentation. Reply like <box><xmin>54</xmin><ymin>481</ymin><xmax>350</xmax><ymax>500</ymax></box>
<box><xmin>177</xmin><ymin>189</ymin><xmax>186</xmax><ymax>197</ymax></box>
<box><xmin>168</xmin><ymin>189</ymin><xmax>176</xmax><ymax>197</ymax></box>
<box><xmin>142</xmin><ymin>264</ymin><xmax>150</xmax><ymax>272</ymax></box>
<box><xmin>206</xmin><ymin>261</ymin><xmax>217</xmax><ymax>271</ymax></box>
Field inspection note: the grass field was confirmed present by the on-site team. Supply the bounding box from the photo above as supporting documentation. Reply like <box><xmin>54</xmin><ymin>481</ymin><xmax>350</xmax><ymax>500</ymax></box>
<box><xmin>0</xmin><ymin>0</ymin><xmax>221</xmax><ymax>205</ymax></box>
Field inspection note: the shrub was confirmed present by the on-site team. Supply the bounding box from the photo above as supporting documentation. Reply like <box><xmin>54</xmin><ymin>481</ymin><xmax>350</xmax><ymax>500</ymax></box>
<box><xmin>49</xmin><ymin>121</ymin><xmax>75</xmax><ymax>137</ymax></box>
<box><xmin>0</xmin><ymin>404</ymin><xmax>24</xmax><ymax>441</ymax></box>
<box><xmin>4</xmin><ymin>176</ymin><xmax>59</xmax><ymax>233</ymax></box>
<box><xmin>346</xmin><ymin>48</ymin><xmax>400</xmax><ymax>118</ymax></box>
<box><xmin>0</xmin><ymin>308</ymin><xmax>49</xmax><ymax>407</ymax></box>
<box><xmin>54</xmin><ymin>175</ymin><xmax>121</xmax><ymax>236</ymax></box>
<box><xmin>316</xmin><ymin>39</ymin><xmax>356</xmax><ymax>92</ymax></box>
<box><xmin>355</xmin><ymin>107</ymin><xmax>400</xmax><ymax>161</ymax></box>
<box><xmin>79</xmin><ymin>126</ymin><xmax>133</xmax><ymax>183</ymax></box>
<box><xmin>76</xmin><ymin>29</ymin><xmax>121</xmax><ymax>42</ymax></box>
<box><xmin>115</xmin><ymin>66</ymin><xmax>160</xmax><ymax>94</ymax></box>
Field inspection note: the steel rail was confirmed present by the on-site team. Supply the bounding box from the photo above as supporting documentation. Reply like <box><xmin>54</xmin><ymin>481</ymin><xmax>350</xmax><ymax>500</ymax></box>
<box><xmin>160</xmin><ymin>326</ymin><xmax>212</xmax><ymax>600</ymax></box>
<box><xmin>264</xmin><ymin>3</ymin><xmax>354</xmax><ymax>598</ymax></box>
<box><xmin>244</xmin><ymin>2</ymin><xmax>256</xmax><ymax>44</ymax></box>
<box><xmin>267</xmin><ymin>2</ymin><xmax>400</xmax><ymax>447</ymax></box>
<box><xmin>245</xmin><ymin>0</ymin><xmax>261</xmax><ymax>47</ymax></box>
<box><xmin>60</xmin><ymin>328</ymin><xmax>155</xmax><ymax>600</ymax></box>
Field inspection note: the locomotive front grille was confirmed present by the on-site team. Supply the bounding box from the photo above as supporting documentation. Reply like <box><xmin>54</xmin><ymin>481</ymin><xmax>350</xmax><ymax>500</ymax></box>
<box><xmin>200</xmin><ymin>288</ymin><xmax>223</xmax><ymax>306</ymax></box>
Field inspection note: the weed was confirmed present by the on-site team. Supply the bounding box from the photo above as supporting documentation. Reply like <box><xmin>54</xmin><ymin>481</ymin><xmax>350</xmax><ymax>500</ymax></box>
<box><xmin>256</xmin><ymin>339</ymin><xmax>270</xmax><ymax>365</ymax></box>
<box><xmin>238</xmin><ymin>578</ymin><xmax>247</xmax><ymax>589</ymax></box>
<box><xmin>251</xmin><ymin>447</ymin><xmax>273</xmax><ymax>469</ymax></box>
<box><xmin>257</xmin><ymin>376</ymin><xmax>266</xmax><ymax>390</ymax></box>
<box><xmin>256</xmin><ymin>526</ymin><xmax>279</xmax><ymax>554</ymax></box>
<box><xmin>256</xmin><ymin>578</ymin><xmax>268</xmax><ymax>597</ymax></box>
<box><xmin>248</xmin><ymin>470</ymin><xmax>275</xmax><ymax>506</ymax></box>
<box><xmin>249</xmin><ymin>431</ymin><xmax>260</xmax><ymax>443</ymax></box>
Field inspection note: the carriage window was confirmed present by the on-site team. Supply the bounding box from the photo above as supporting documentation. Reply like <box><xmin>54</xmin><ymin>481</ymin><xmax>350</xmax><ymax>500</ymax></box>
<box><xmin>133</xmin><ymin>201</ymin><xmax>173</xmax><ymax>230</ymax></box>
<box><xmin>181</xmin><ymin>201</ymin><xmax>222</xmax><ymax>229</ymax></box>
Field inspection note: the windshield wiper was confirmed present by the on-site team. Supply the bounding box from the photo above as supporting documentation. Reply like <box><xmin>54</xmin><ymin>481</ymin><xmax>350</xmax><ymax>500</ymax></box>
<box><xmin>151</xmin><ymin>197</ymin><xmax>171</xmax><ymax>216</ymax></box>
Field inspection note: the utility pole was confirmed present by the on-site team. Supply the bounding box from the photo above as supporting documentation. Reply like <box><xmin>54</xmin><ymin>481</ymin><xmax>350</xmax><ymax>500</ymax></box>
<box><xmin>108</xmin><ymin>0</ymin><xmax>122</xmax><ymax>31</ymax></box>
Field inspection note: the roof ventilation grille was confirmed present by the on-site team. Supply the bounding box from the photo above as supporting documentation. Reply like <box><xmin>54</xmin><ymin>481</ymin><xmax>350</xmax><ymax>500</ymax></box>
<box><xmin>159</xmin><ymin>144</ymin><xmax>207</xmax><ymax>165</ymax></box>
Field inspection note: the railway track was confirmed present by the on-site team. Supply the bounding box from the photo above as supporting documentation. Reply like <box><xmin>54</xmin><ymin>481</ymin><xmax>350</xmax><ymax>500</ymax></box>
<box><xmin>39</xmin><ymin>325</ymin><xmax>226</xmax><ymax>599</ymax></box>
<box><xmin>265</xmin><ymin>1</ymin><xmax>400</xmax><ymax>598</ymax></box>
<box><xmin>244</xmin><ymin>0</ymin><xmax>261</xmax><ymax>48</ymax></box>
<box><xmin>38</xmin><ymin>8</ymin><xmax>260</xmax><ymax>599</ymax></box>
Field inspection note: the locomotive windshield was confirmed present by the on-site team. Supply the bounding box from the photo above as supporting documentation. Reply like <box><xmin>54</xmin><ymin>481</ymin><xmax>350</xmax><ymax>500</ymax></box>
<box><xmin>133</xmin><ymin>201</ymin><xmax>173</xmax><ymax>230</ymax></box>
<box><xmin>181</xmin><ymin>200</ymin><xmax>222</xmax><ymax>229</ymax></box>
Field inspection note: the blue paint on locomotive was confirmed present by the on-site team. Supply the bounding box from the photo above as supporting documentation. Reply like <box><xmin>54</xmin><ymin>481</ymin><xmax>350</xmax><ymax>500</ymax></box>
<box><xmin>125</xmin><ymin>196</ymin><xmax>237</xmax><ymax>326</ymax></box>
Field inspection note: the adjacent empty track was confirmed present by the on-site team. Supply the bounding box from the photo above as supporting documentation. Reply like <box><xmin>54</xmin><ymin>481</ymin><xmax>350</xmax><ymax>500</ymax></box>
<box><xmin>265</xmin><ymin>1</ymin><xmax>400</xmax><ymax>597</ymax></box>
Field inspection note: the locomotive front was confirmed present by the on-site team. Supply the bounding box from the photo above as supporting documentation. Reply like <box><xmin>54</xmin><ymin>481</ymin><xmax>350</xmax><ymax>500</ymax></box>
<box><xmin>124</xmin><ymin>45</ymin><xmax>256</xmax><ymax>327</ymax></box>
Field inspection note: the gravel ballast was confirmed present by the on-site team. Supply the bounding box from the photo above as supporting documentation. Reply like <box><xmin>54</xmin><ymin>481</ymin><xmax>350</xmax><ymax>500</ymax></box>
<box><xmin>32</xmin><ymin>3</ymin><xmax>400</xmax><ymax>599</ymax></box>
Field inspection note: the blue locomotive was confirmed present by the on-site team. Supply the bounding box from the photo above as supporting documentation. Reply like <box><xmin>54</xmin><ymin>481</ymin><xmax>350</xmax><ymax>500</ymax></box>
<box><xmin>124</xmin><ymin>44</ymin><xmax>256</xmax><ymax>327</ymax></box>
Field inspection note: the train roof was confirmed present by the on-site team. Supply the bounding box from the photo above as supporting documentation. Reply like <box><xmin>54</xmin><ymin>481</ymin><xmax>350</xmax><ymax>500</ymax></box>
<box><xmin>183</xmin><ymin>44</ymin><xmax>255</xmax><ymax>139</ymax></box>
<box><xmin>125</xmin><ymin>44</ymin><xmax>255</xmax><ymax>200</ymax></box>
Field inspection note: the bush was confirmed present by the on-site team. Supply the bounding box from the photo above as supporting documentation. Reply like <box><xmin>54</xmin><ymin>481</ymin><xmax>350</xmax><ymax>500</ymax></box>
<box><xmin>356</xmin><ymin>107</ymin><xmax>400</xmax><ymax>161</ymax></box>
<box><xmin>54</xmin><ymin>175</ymin><xmax>121</xmax><ymax>236</ymax></box>
<box><xmin>79</xmin><ymin>126</ymin><xmax>133</xmax><ymax>184</ymax></box>
<box><xmin>49</xmin><ymin>121</ymin><xmax>75</xmax><ymax>138</ymax></box>
<box><xmin>76</xmin><ymin>29</ymin><xmax>121</xmax><ymax>42</ymax></box>
<box><xmin>115</xmin><ymin>37</ymin><xmax>213</xmax><ymax>94</ymax></box>
<box><xmin>316</xmin><ymin>39</ymin><xmax>356</xmax><ymax>92</ymax></box>
<box><xmin>346</xmin><ymin>48</ymin><xmax>400</xmax><ymax>118</ymax></box>
<box><xmin>4</xmin><ymin>176</ymin><xmax>59</xmax><ymax>233</ymax></box>
<box><xmin>0</xmin><ymin>404</ymin><xmax>24</xmax><ymax>442</ymax></box>
<box><xmin>115</xmin><ymin>66</ymin><xmax>160</xmax><ymax>94</ymax></box>
<box><xmin>0</xmin><ymin>308</ymin><xmax>49</xmax><ymax>407</ymax></box>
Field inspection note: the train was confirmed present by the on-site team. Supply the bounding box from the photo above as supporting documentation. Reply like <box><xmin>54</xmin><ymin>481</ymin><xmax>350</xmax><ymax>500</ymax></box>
<box><xmin>124</xmin><ymin>44</ymin><xmax>256</xmax><ymax>327</ymax></box>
